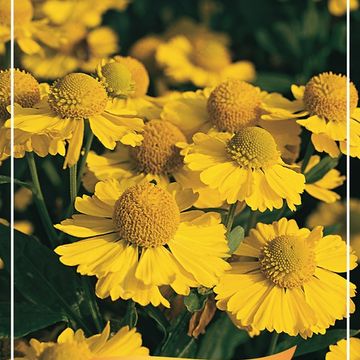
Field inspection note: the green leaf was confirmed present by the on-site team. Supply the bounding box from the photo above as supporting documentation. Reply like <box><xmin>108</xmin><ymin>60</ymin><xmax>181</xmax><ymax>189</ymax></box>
<box><xmin>275</xmin><ymin>329</ymin><xmax>359</xmax><ymax>357</ymax></box>
<box><xmin>305</xmin><ymin>156</ymin><xmax>339</xmax><ymax>184</ymax></box>
<box><xmin>0</xmin><ymin>225</ymin><xmax>91</xmax><ymax>336</ymax></box>
<box><xmin>227</xmin><ymin>226</ymin><xmax>245</xmax><ymax>254</ymax></box>
<box><xmin>142</xmin><ymin>305</ymin><xmax>169</xmax><ymax>338</ymax></box>
<box><xmin>254</xmin><ymin>72</ymin><xmax>293</xmax><ymax>93</ymax></box>
<box><xmin>196</xmin><ymin>312</ymin><xmax>249</xmax><ymax>359</ymax></box>
<box><xmin>123</xmin><ymin>300</ymin><xmax>138</xmax><ymax>328</ymax></box>
<box><xmin>184</xmin><ymin>290</ymin><xmax>208</xmax><ymax>313</ymax></box>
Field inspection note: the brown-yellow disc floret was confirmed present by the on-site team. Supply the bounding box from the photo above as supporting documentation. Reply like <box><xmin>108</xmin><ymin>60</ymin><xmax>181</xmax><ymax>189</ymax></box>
<box><xmin>207</xmin><ymin>80</ymin><xmax>263</xmax><ymax>132</ymax></box>
<box><xmin>97</xmin><ymin>61</ymin><xmax>135</xmax><ymax>98</ymax></box>
<box><xmin>259</xmin><ymin>235</ymin><xmax>316</xmax><ymax>288</ymax></box>
<box><xmin>226</xmin><ymin>127</ymin><xmax>279</xmax><ymax>169</ymax></box>
<box><xmin>131</xmin><ymin>119</ymin><xmax>186</xmax><ymax>175</ymax></box>
<box><xmin>48</xmin><ymin>73</ymin><xmax>108</xmax><ymax>120</ymax></box>
<box><xmin>303</xmin><ymin>72</ymin><xmax>358</xmax><ymax>122</ymax></box>
<box><xmin>39</xmin><ymin>342</ymin><xmax>92</xmax><ymax>360</ymax></box>
<box><xmin>0</xmin><ymin>69</ymin><xmax>40</xmax><ymax>120</ymax></box>
<box><xmin>113</xmin><ymin>183</ymin><xmax>180</xmax><ymax>247</ymax></box>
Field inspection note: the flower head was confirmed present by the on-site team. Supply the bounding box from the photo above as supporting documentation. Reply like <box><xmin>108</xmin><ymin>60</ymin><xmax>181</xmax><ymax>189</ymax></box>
<box><xmin>183</xmin><ymin>127</ymin><xmax>305</xmax><ymax>211</ymax></box>
<box><xmin>15</xmin><ymin>322</ymin><xmax>148</xmax><ymax>359</ymax></box>
<box><xmin>215</xmin><ymin>218</ymin><xmax>357</xmax><ymax>338</ymax></box>
<box><xmin>262</xmin><ymin>72</ymin><xmax>360</xmax><ymax>158</ymax></box>
<box><xmin>6</xmin><ymin>71</ymin><xmax>144</xmax><ymax>167</ymax></box>
<box><xmin>55</xmin><ymin>179</ymin><xmax>230</xmax><ymax>307</ymax></box>
<box><xmin>325</xmin><ymin>338</ymin><xmax>360</xmax><ymax>359</ymax></box>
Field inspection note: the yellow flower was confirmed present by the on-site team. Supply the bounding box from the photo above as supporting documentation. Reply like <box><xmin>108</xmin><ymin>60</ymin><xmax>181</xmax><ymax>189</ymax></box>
<box><xmin>100</xmin><ymin>56</ymin><xmax>163</xmax><ymax>119</ymax></box>
<box><xmin>0</xmin><ymin>0</ymin><xmax>62</xmax><ymax>55</ymax></box>
<box><xmin>307</xmin><ymin>199</ymin><xmax>360</xmax><ymax>259</ymax></box>
<box><xmin>215</xmin><ymin>218</ymin><xmax>357</xmax><ymax>338</ymax></box>
<box><xmin>85</xmin><ymin>119</ymin><xmax>224</xmax><ymax>208</ymax></box>
<box><xmin>40</xmin><ymin>0</ymin><xmax>130</xmax><ymax>28</ymax></box>
<box><xmin>161</xmin><ymin>80</ymin><xmax>301</xmax><ymax>163</ymax></box>
<box><xmin>22</xmin><ymin>25</ymin><xmax>119</xmax><ymax>80</ymax></box>
<box><xmin>183</xmin><ymin>127</ymin><xmax>305</xmax><ymax>211</ymax></box>
<box><xmin>15</xmin><ymin>322</ymin><xmax>148</xmax><ymax>359</ymax></box>
<box><xmin>326</xmin><ymin>338</ymin><xmax>360</xmax><ymax>359</ymax></box>
<box><xmin>302</xmin><ymin>155</ymin><xmax>345</xmax><ymax>203</ymax></box>
<box><xmin>55</xmin><ymin>179</ymin><xmax>230</xmax><ymax>307</ymax></box>
<box><xmin>262</xmin><ymin>72</ymin><xmax>360</xmax><ymax>158</ymax></box>
<box><xmin>14</xmin><ymin>187</ymin><xmax>33</xmax><ymax>211</ymax></box>
<box><xmin>6</xmin><ymin>72</ymin><xmax>144</xmax><ymax>167</ymax></box>
<box><xmin>156</xmin><ymin>32</ymin><xmax>255</xmax><ymax>87</ymax></box>
<box><xmin>0</xmin><ymin>69</ymin><xmax>66</xmax><ymax>159</ymax></box>
<box><xmin>328</xmin><ymin>0</ymin><xmax>359</xmax><ymax>16</ymax></box>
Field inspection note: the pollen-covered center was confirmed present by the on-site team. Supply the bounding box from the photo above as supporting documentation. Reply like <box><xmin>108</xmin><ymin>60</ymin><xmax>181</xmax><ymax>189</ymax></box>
<box><xmin>39</xmin><ymin>342</ymin><xmax>92</xmax><ymax>360</ymax></box>
<box><xmin>48</xmin><ymin>73</ymin><xmax>108</xmax><ymax>120</ymax></box>
<box><xmin>0</xmin><ymin>0</ymin><xmax>33</xmax><ymax>27</ymax></box>
<box><xmin>207</xmin><ymin>80</ymin><xmax>263</xmax><ymax>132</ymax></box>
<box><xmin>0</xmin><ymin>69</ymin><xmax>40</xmax><ymax>120</ymax></box>
<box><xmin>113</xmin><ymin>56</ymin><xmax>150</xmax><ymax>98</ymax></box>
<box><xmin>226</xmin><ymin>127</ymin><xmax>279</xmax><ymax>169</ymax></box>
<box><xmin>303</xmin><ymin>72</ymin><xmax>358</xmax><ymax>123</ymax></box>
<box><xmin>113</xmin><ymin>183</ymin><xmax>180</xmax><ymax>247</ymax></box>
<box><xmin>131</xmin><ymin>119</ymin><xmax>187</xmax><ymax>175</ymax></box>
<box><xmin>191</xmin><ymin>37</ymin><xmax>231</xmax><ymax>71</ymax></box>
<box><xmin>97</xmin><ymin>61</ymin><xmax>135</xmax><ymax>98</ymax></box>
<box><xmin>259</xmin><ymin>235</ymin><xmax>316</xmax><ymax>288</ymax></box>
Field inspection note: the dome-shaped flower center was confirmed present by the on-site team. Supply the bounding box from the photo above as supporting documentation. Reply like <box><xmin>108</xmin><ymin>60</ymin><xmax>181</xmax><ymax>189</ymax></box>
<box><xmin>259</xmin><ymin>235</ymin><xmax>316</xmax><ymax>288</ymax></box>
<box><xmin>113</xmin><ymin>183</ymin><xmax>180</xmax><ymax>247</ymax></box>
<box><xmin>226</xmin><ymin>127</ymin><xmax>279</xmax><ymax>169</ymax></box>
<box><xmin>0</xmin><ymin>69</ymin><xmax>40</xmax><ymax>120</ymax></box>
<box><xmin>207</xmin><ymin>80</ymin><xmax>263</xmax><ymax>132</ymax></box>
<box><xmin>113</xmin><ymin>56</ymin><xmax>149</xmax><ymax>98</ymax></box>
<box><xmin>303</xmin><ymin>72</ymin><xmax>358</xmax><ymax>123</ymax></box>
<box><xmin>0</xmin><ymin>0</ymin><xmax>33</xmax><ymax>27</ymax></box>
<box><xmin>131</xmin><ymin>119</ymin><xmax>186</xmax><ymax>175</ymax></box>
<box><xmin>48</xmin><ymin>73</ymin><xmax>108</xmax><ymax>120</ymax></box>
<box><xmin>39</xmin><ymin>342</ymin><xmax>92</xmax><ymax>360</ymax></box>
<box><xmin>97</xmin><ymin>61</ymin><xmax>135</xmax><ymax>98</ymax></box>
<box><xmin>191</xmin><ymin>37</ymin><xmax>231</xmax><ymax>71</ymax></box>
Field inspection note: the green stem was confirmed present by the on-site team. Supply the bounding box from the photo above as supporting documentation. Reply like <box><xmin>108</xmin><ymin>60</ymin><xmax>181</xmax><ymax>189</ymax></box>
<box><xmin>76</xmin><ymin>130</ymin><xmax>94</xmax><ymax>193</ymax></box>
<box><xmin>69</xmin><ymin>164</ymin><xmax>77</xmax><ymax>206</ymax></box>
<box><xmin>225</xmin><ymin>201</ymin><xmax>238</xmax><ymax>231</ymax></box>
<box><xmin>301</xmin><ymin>140</ymin><xmax>314</xmax><ymax>173</ymax></box>
<box><xmin>268</xmin><ymin>332</ymin><xmax>280</xmax><ymax>355</ymax></box>
<box><xmin>26</xmin><ymin>153</ymin><xmax>58</xmax><ymax>248</ymax></box>
<box><xmin>246</xmin><ymin>211</ymin><xmax>258</xmax><ymax>235</ymax></box>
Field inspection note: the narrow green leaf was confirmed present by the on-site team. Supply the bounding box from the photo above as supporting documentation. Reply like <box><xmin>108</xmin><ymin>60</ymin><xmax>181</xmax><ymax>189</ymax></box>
<box><xmin>0</xmin><ymin>176</ymin><xmax>32</xmax><ymax>189</ymax></box>
<box><xmin>196</xmin><ymin>312</ymin><xmax>249</xmax><ymax>359</ymax></box>
<box><xmin>227</xmin><ymin>226</ymin><xmax>245</xmax><ymax>254</ymax></box>
<box><xmin>305</xmin><ymin>156</ymin><xmax>339</xmax><ymax>184</ymax></box>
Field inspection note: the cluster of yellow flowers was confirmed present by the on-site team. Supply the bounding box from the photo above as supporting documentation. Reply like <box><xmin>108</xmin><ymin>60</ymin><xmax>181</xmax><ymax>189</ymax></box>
<box><xmin>1</xmin><ymin>0</ymin><xmax>359</xmax><ymax>358</ymax></box>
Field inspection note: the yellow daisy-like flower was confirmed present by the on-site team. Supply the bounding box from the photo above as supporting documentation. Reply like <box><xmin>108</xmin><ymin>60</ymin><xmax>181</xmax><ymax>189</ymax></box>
<box><xmin>85</xmin><ymin>119</ymin><xmax>224</xmax><ymax>208</ymax></box>
<box><xmin>15</xmin><ymin>322</ymin><xmax>148</xmax><ymax>360</ymax></box>
<box><xmin>307</xmin><ymin>199</ymin><xmax>360</xmax><ymax>259</ymax></box>
<box><xmin>0</xmin><ymin>0</ymin><xmax>62</xmax><ymax>55</ymax></box>
<box><xmin>22</xmin><ymin>25</ymin><xmax>119</xmax><ymax>80</ymax></box>
<box><xmin>215</xmin><ymin>218</ymin><xmax>357</xmax><ymax>338</ymax></box>
<box><xmin>5</xmin><ymin>72</ymin><xmax>144</xmax><ymax>167</ymax></box>
<box><xmin>156</xmin><ymin>32</ymin><xmax>255</xmax><ymax>87</ymax></box>
<box><xmin>54</xmin><ymin>179</ymin><xmax>230</xmax><ymax>307</ymax></box>
<box><xmin>183</xmin><ymin>126</ymin><xmax>305</xmax><ymax>211</ymax></box>
<box><xmin>262</xmin><ymin>72</ymin><xmax>360</xmax><ymax>158</ymax></box>
<box><xmin>302</xmin><ymin>155</ymin><xmax>345</xmax><ymax>203</ymax></box>
<box><xmin>0</xmin><ymin>69</ymin><xmax>65</xmax><ymax>159</ymax></box>
<box><xmin>328</xmin><ymin>0</ymin><xmax>359</xmax><ymax>16</ymax></box>
<box><xmin>161</xmin><ymin>80</ymin><xmax>301</xmax><ymax>163</ymax></box>
<box><xmin>100</xmin><ymin>56</ymin><xmax>163</xmax><ymax>119</ymax></box>
<box><xmin>326</xmin><ymin>338</ymin><xmax>360</xmax><ymax>359</ymax></box>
